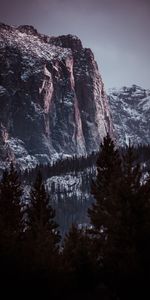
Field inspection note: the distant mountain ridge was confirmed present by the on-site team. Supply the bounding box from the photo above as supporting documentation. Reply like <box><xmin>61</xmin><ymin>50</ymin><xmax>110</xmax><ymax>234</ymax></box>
<box><xmin>0</xmin><ymin>23</ymin><xmax>113</xmax><ymax>169</ymax></box>
<box><xmin>108</xmin><ymin>85</ymin><xmax>150</xmax><ymax>146</ymax></box>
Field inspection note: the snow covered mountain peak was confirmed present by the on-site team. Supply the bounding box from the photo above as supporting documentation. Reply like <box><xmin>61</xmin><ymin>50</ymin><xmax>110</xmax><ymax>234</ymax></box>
<box><xmin>109</xmin><ymin>85</ymin><xmax>150</xmax><ymax>146</ymax></box>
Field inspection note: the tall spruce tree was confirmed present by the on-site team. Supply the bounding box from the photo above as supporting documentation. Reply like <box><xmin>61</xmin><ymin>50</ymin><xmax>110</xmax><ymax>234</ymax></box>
<box><xmin>88</xmin><ymin>134</ymin><xmax>122</xmax><ymax>235</ymax></box>
<box><xmin>113</xmin><ymin>144</ymin><xmax>150</xmax><ymax>297</ymax></box>
<box><xmin>0</xmin><ymin>163</ymin><xmax>23</xmax><ymax>258</ymax></box>
<box><xmin>88</xmin><ymin>135</ymin><xmax>150</xmax><ymax>298</ymax></box>
<box><xmin>25</xmin><ymin>171</ymin><xmax>61</xmax><ymax>271</ymax></box>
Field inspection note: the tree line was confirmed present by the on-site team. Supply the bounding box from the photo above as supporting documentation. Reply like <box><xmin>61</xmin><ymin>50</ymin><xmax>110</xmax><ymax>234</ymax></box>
<box><xmin>22</xmin><ymin>143</ymin><xmax>150</xmax><ymax>184</ymax></box>
<box><xmin>0</xmin><ymin>134</ymin><xmax>150</xmax><ymax>299</ymax></box>
<box><xmin>22</xmin><ymin>151</ymin><xmax>98</xmax><ymax>184</ymax></box>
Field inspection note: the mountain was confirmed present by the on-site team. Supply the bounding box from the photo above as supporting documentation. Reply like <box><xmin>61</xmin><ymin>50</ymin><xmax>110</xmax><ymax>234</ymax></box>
<box><xmin>108</xmin><ymin>85</ymin><xmax>150</xmax><ymax>146</ymax></box>
<box><xmin>0</xmin><ymin>23</ymin><xmax>113</xmax><ymax>169</ymax></box>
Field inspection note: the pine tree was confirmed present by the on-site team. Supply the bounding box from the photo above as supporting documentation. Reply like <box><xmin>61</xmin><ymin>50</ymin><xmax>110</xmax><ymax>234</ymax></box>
<box><xmin>88</xmin><ymin>136</ymin><xmax>150</xmax><ymax>298</ymax></box>
<box><xmin>0</xmin><ymin>163</ymin><xmax>23</xmax><ymax>257</ymax></box>
<box><xmin>88</xmin><ymin>134</ymin><xmax>122</xmax><ymax>235</ymax></box>
<box><xmin>111</xmin><ymin>144</ymin><xmax>143</xmax><ymax>274</ymax></box>
<box><xmin>25</xmin><ymin>171</ymin><xmax>61</xmax><ymax>271</ymax></box>
<box><xmin>114</xmin><ymin>144</ymin><xmax>150</xmax><ymax>297</ymax></box>
<box><xmin>133</xmin><ymin>171</ymin><xmax>150</xmax><ymax>282</ymax></box>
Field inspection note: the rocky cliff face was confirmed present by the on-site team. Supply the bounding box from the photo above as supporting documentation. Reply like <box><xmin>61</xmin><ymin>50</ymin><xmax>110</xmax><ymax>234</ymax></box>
<box><xmin>0</xmin><ymin>23</ymin><xmax>113</xmax><ymax>168</ymax></box>
<box><xmin>109</xmin><ymin>85</ymin><xmax>150</xmax><ymax>146</ymax></box>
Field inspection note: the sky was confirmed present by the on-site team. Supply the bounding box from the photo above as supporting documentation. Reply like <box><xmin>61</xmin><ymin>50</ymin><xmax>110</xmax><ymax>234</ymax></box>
<box><xmin>0</xmin><ymin>0</ymin><xmax>150</xmax><ymax>90</ymax></box>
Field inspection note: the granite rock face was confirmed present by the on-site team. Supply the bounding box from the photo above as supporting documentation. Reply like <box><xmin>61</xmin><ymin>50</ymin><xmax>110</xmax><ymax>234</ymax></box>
<box><xmin>0</xmin><ymin>23</ymin><xmax>113</xmax><ymax>168</ymax></box>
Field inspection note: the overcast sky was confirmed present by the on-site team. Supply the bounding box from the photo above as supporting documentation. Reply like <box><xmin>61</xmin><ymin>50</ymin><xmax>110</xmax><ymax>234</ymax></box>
<box><xmin>0</xmin><ymin>0</ymin><xmax>150</xmax><ymax>90</ymax></box>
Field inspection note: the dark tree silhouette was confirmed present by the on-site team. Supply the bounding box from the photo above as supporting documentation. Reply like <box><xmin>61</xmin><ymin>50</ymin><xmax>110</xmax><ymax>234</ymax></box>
<box><xmin>88</xmin><ymin>134</ymin><xmax>122</xmax><ymax>234</ymax></box>
<box><xmin>88</xmin><ymin>135</ymin><xmax>150</xmax><ymax>299</ymax></box>
<box><xmin>25</xmin><ymin>171</ymin><xmax>61</xmax><ymax>272</ymax></box>
<box><xmin>0</xmin><ymin>163</ymin><xmax>23</xmax><ymax>257</ymax></box>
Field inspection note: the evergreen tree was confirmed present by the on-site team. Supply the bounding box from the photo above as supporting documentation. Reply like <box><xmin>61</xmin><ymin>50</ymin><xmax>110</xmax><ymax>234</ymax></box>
<box><xmin>88</xmin><ymin>135</ymin><xmax>150</xmax><ymax>298</ymax></box>
<box><xmin>88</xmin><ymin>134</ymin><xmax>122</xmax><ymax>235</ymax></box>
<box><xmin>25</xmin><ymin>171</ymin><xmax>61</xmax><ymax>271</ymax></box>
<box><xmin>0</xmin><ymin>163</ymin><xmax>23</xmax><ymax>257</ymax></box>
<box><xmin>134</xmin><ymin>172</ymin><xmax>150</xmax><ymax>281</ymax></box>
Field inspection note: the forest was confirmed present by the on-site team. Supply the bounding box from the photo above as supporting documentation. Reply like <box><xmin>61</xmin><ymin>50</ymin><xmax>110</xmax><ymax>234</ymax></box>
<box><xmin>0</xmin><ymin>135</ymin><xmax>150</xmax><ymax>299</ymax></box>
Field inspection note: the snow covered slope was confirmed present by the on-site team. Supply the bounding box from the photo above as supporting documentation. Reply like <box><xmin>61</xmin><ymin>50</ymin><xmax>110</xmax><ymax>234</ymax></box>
<box><xmin>108</xmin><ymin>85</ymin><xmax>150</xmax><ymax>146</ymax></box>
